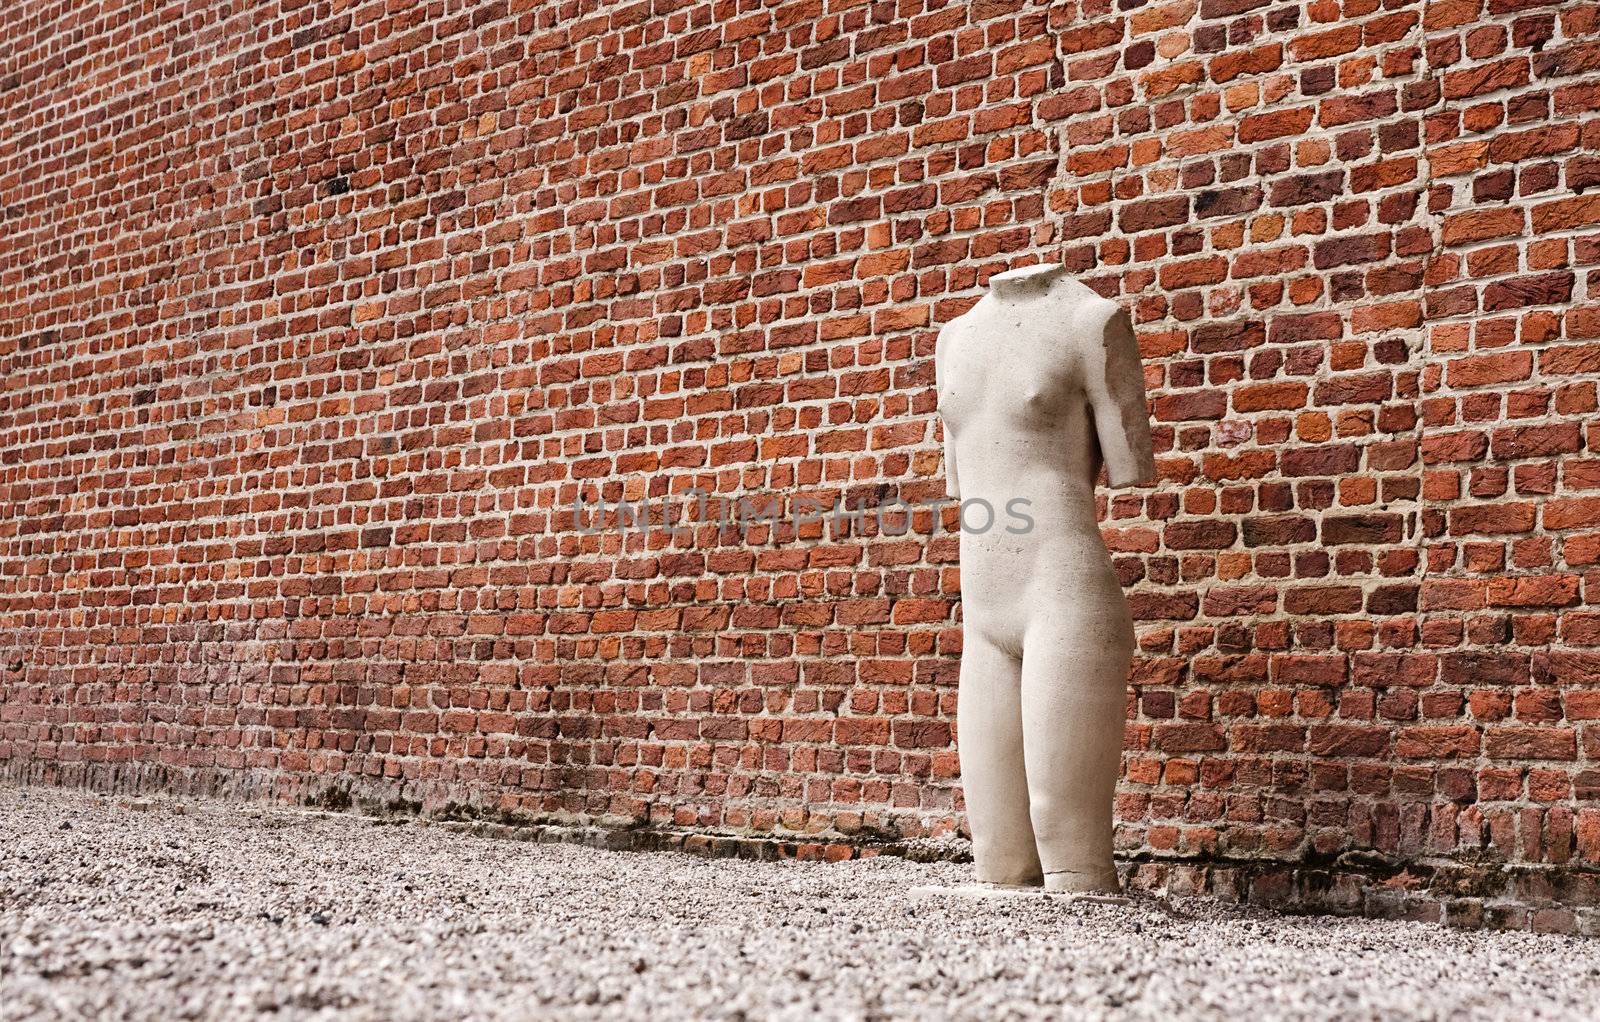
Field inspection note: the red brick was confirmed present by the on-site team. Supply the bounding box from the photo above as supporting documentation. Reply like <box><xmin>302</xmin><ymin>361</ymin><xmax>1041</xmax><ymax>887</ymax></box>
<box><xmin>1490</xmin><ymin>423</ymin><xmax>1581</xmax><ymax>459</ymax></box>
<box><xmin>1541</xmin><ymin>344</ymin><xmax>1600</xmax><ymax>376</ymax></box>
<box><xmin>1483</xmin><ymin>272</ymin><xmax>1573</xmax><ymax>312</ymax></box>
<box><xmin>1119</xmin><ymin>196</ymin><xmax>1192</xmax><ymax>233</ymax></box>
<box><xmin>1154</xmin><ymin>724</ymin><xmax>1227</xmax><ymax>753</ymax></box>
<box><xmin>1449</xmin><ymin>503</ymin><xmax>1537</xmax><ymax>535</ymax></box>
<box><xmin>1484</xmin><ymin>728</ymin><xmax>1578</xmax><ymax>761</ymax></box>
<box><xmin>1531</xmin><ymin>195</ymin><xmax>1600</xmax><ymax>233</ymax></box>
<box><xmin>1445</xmin><ymin>352</ymin><xmax>1534</xmax><ymax>388</ymax></box>
<box><xmin>1442</xmin><ymin>653</ymin><xmax>1531</xmax><ymax>686</ymax></box>
<box><xmin>1442</xmin><ymin>57</ymin><xmax>1530</xmax><ymax>99</ymax></box>
<box><xmin>1486</xmin><ymin>575</ymin><xmax>1582</xmax><ymax>607</ymax></box>
<box><xmin>1238</xmin><ymin>107</ymin><xmax>1315</xmax><ymax>143</ymax></box>
<box><xmin>1309</xmin><ymin>725</ymin><xmax>1389</xmax><ymax>757</ymax></box>
<box><xmin>1233</xmin><ymin>382</ymin><xmax>1309</xmax><ymax>412</ymax></box>
<box><xmin>1321</xmin><ymin>514</ymin><xmax>1404</xmax><ymax>545</ymax></box>
<box><xmin>1440</xmin><ymin>208</ymin><xmax>1526</xmax><ymax>245</ymax></box>
<box><xmin>1396</xmin><ymin>726</ymin><xmax>1480</xmax><ymax>759</ymax></box>
<box><xmin>1203</xmin><ymin>586</ymin><xmax>1280</xmax><ymax>616</ymax></box>
<box><xmin>1545</xmin><ymin>498</ymin><xmax>1600</xmax><ymax>531</ymax></box>
<box><xmin>1154</xmin><ymin>391</ymin><xmax>1230</xmax><ymax>421</ymax></box>
<box><xmin>1165</xmin><ymin>521</ymin><xmax>1239</xmax><ymax>550</ymax></box>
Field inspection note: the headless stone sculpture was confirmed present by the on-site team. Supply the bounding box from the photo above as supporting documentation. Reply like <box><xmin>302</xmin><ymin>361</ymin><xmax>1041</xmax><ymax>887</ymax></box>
<box><xmin>935</xmin><ymin>263</ymin><xmax>1156</xmax><ymax>894</ymax></box>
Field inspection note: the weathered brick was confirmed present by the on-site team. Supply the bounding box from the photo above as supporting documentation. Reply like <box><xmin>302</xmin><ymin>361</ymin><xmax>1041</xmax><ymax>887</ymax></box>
<box><xmin>1544</xmin><ymin>498</ymin><xmax>1600</xmax><ymax>530</ymax></box>
<box><xmin>1281</xmin><ymin>445</ymin><xmax>1362</xmax><ymax>477</ymax></box>
<box><xmin>1322</xmin><ymin>514</ymin><xmax>1405</xmax><ymax>545</ymax></box>
<box><xmin>1203</xmin><ymin>585</ymin><xmax>1280</xmax><ymax>616</ymax></box>
<box><xmin>1284</xmin><ymin>586</ymin><xmax>1364</xmax><ymax>614</ymax></box>
<box><xmin>1450</xmin><ymin>503</ymin><xmax>1537</xmax><ymax>535</ymax></box>
<box><xmin>1309</xmin><ymin>725</ymin><xmax>1389</xmax><ymax>757</ymax></box>
<box><xmin>1313</xmin><ymin>234</ymin><xmax>1392</xmax><ymax>269</ymax></box>
<box><xmin>1490</xmin><ymin>423</ymin><xmax>1581</xmax><ymax>459</ymax></box>
<box><xmin>1396</xmin><ymin>726</ymin><xmax>1480</xmax><ymax>759</ymax></box>
<box><xmin>1440</xmin><ymin>208</ymin><xmax>1526</xmax><ymax>245</ymax></box>
<box><xmin>1119</xmin><ymin>195</ymin><xmax>1192</xmax><ymax>233</ymax></box>
<box><xmin>1238</xmin><ymin>107</ymin><xmax>1315</xmax><ymax>142</ymax></box>
<box><xmin>1233</xmin><ymin>382</ymin><xmax>1309</xmax><ymax>412</ymax></box>
<box><xmin>1530</xmin><ymin>195</ymin><xmax>1600</xmax><ymax>233</ymax></box>
<box><xmin>1268</xmin><ymin>171</ymin><xmax>1345</xmax><ymax>207</ymax></box>
<box><xmin>1484</xmin><ymin>728</ymin><xmax>1578</xmax><ymax>761</ymax></box>
<box><xmin>1243</xmin><ymin>515</ymin><xmax>1318</xmax><ymax>546</ymax></box>
<box><xmin>1483</xmin><ymin>273</ymin><xmax>1574</xmax><ymax>312</ymax></box>
<box><xmin>1441</xmin><ymin>653</ymin><xmax>1532</xmax><ymax>686</ymax></box>
<box><xmin>1446</xmin><ymin>352</ymin><xmax>1534</xmax><ymax>388</ymax></box>
<box><xmin>1165</xmin><ymin>521</ymin><xmax>1240</xmax><ymax>550</ymax></box>
<box><xmin>1486</xmin><ymin>575</ymin><xmax>1581</xmax><ymax>607</ymax></box>
<box><xmin>1155</xmin><ymin>391</ymin><xmax>1230</xmax><ymax>420</ymax></box>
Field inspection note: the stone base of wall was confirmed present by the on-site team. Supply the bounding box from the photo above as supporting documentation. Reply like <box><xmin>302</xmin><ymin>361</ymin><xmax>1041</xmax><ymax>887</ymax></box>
<box><xmin>1121</xmin><ymin>855</ymin><xmax>1600</xmax><ymax>935</ymax></box>
<box><xmin>9</xmin><ymin>759</ymin><xmax>1596</xmax><ymax>935</ymax></box>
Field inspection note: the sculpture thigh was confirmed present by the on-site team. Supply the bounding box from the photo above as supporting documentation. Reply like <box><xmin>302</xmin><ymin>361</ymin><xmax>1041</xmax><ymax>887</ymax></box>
<box><xmin>958</xmin><ymin>614</ymin><xmax>1130</xmax><ymax>890</ymax></box>
<box><xmin>956</xmin><ymin>632</ymin><xmax>1040</xmax><ymax>885</ymax></box>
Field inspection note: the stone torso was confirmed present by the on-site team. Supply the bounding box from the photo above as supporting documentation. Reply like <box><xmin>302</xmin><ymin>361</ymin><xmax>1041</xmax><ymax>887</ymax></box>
<box><xmin>935</xmin><ymin>265</ymin><xmax>1156</xmax><ymax>656</ymax></box>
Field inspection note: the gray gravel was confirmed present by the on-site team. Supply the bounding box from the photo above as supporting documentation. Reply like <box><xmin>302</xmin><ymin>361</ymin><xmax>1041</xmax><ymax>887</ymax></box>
<box><xmin>2</xmin><ymin>784</ymin><xmax>1597</xmax><ymax>1021</ymax></box>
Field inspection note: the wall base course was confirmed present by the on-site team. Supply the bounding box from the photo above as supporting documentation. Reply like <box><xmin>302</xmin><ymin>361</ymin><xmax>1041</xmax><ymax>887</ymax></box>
<box><xmin>9</xmin><ymin>761</ymin><xmax>1597</xmax><ymax>934</ymax></box>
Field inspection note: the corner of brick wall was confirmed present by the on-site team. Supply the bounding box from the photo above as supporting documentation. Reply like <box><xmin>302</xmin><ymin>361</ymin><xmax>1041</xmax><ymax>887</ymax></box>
<box><xmin>1</xmin><ymin>0</ymin><xmax>1597</xmax><ymax>931</ymax></box>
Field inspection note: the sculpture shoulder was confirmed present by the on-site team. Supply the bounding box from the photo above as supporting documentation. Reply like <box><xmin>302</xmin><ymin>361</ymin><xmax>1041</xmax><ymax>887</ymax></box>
<box><xmin>937</xmin><ymin>289</ymin><xmax>1114</xmax><ymax>378</ymax></box>
<box><xmin>1067</xmin><ymin>290</ymin><xmax>1124</xmax><ymax>342</ymax></box>
<box><xmin>1066</xmin><ymin>292</ymin><xmax>1137</xmax><ymax>376</ymax></box>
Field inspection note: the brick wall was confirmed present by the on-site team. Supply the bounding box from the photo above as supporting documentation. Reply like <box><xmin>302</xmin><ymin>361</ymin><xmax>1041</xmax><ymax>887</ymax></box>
<box><xmin>2</xmin><ymin>0</ymin><xmax>1597</xmax><ymax>930</ymax></box>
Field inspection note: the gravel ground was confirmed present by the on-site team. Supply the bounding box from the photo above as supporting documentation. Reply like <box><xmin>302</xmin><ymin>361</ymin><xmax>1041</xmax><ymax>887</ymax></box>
<box><xmin>2</xmin><ymin>784</ymin><xmax>1597</xmax><ymax>1021</ymax></box>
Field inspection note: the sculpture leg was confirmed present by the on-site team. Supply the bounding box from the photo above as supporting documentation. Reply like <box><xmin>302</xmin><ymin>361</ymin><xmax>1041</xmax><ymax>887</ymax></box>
<box><xmin>1019</xmin><ymin>636</ymin><xmax>1130</xmax><ymax>894</ymax></box>
<box><xmin>956</xmin><ymin>630</ymin><xmax>1042</xmax><ymax>886</ymax></box>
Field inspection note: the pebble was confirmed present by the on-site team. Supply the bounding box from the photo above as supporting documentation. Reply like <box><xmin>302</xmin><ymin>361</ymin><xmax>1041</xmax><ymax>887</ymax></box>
<box><xmin>2</xmin><ymin>784</ymin><xmax>1597</xmax><ymax>1021</ymax></box>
